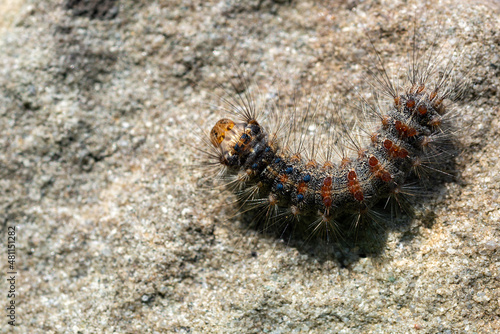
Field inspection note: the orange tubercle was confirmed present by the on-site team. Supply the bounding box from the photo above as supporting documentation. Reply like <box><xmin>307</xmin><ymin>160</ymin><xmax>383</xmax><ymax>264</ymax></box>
<box><xmin>297</xmin><ymin>181</ymin><xmax>307</xmax><ymax>194</ymax></box>
<box><xmin>429</xmin><ymin>117</ymin><xmax>442</xmax><ymax>127</ymax></box>
<box><xmin>354</xmin><ymin>190</ymin><xmax>364</xmax><ymax>201</ymax></box>
<box><xmin>406</xmin><ymin>99</ymin><xmax>416</xmax><ymax>109</ymax></box>
<box><xmin>290</xmin><ymin>153</ymin><xmax>301</xmax><ymax>163</ymax></box>
<box><xmin>323</xmin><ymin>196</ymin><xmax>333</xmax><ymax>207</ymax></box>
<box><xmin>369</xmin><ymin>156</ymin><xmax>378</xmax><ymax>167</ymax></box>
<box><xmin>323</xmin><ymin>176</ymin><xmax>333</xmax><ymax>187</ymax></box>
<box><xmin>341</xmin><ymin>157</ymin><xmax>351</xmax><ymax>168</ymax></box>
<box><xmin>306</xmin><ymin>159</ymin><xmax>318</xmax><ymax>169</ymax></box>
<box><xmin>381</xmin><ymin>171</ymin><xmax>392</xmax><ymax>182</ymax></box>
<box><xmin>429</xmin><ymin>90</ymin><xmax>438</xmax><ymax>101</ymax></box>
<box><xmin>322</xmin><ymin>161</ymin><xmax>334</xmax><ymax>170</ymax></box>
<box><xmin>418</xmin><ymin>105</ymin><xmax>427</xmax><ymax>115</ymax></box>
<box><xmin>394</xmin><ymin>96</ymin><xmax>401</xmax><ymax>107</ymax></box>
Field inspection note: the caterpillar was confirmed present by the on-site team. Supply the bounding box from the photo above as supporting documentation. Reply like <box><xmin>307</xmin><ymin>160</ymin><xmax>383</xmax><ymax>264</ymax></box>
<box><xmin>198</xmin><ymin>17</ymin><xmax>473</xmax><ymax>254</ymax></box>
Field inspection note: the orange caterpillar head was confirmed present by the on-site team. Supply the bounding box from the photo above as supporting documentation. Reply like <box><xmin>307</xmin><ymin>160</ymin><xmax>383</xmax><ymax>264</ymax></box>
<box><xmin>210</xmin><ymin>118</ymin><xmax>263</xmax><ymax>168</ymax></box>
<box><xmin>210</xmin><ymin>119</ymin><xmax>237</xmax><ymax>147</ymax></box>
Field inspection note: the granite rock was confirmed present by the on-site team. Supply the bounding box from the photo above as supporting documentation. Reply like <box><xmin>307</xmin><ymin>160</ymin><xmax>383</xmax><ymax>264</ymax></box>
<box><xmin>0</xmin><ymin>0</ymin><xmax>499</xmax><ymax>333</ymax></box>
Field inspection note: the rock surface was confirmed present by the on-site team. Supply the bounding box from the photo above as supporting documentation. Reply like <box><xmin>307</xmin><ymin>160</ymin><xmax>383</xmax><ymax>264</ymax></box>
<box><xmin>1</xmin><ymin>0</ymin><xmax>499</xmax><ymax>333</ymax></box>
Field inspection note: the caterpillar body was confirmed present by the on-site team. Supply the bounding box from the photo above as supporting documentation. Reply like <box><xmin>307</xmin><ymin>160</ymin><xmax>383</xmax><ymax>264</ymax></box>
<box><xmin>202</xmin><ymin>22</ymin><xmax>470</xmax><ymax>248</ymax></box>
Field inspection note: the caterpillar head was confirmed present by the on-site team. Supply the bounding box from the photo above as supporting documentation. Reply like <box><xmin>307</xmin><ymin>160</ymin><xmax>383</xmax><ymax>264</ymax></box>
<box><xmin>210</xmin><ymin>118</ymin><xmax>262</xmax><ymax>168</ymax></box>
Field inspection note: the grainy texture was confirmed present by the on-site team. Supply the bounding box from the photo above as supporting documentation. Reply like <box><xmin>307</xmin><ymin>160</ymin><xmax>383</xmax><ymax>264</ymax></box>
<box><xmin>0</xmin><ymin>0</ymin><xmax>499</xmax><ymax>333</ymax></box>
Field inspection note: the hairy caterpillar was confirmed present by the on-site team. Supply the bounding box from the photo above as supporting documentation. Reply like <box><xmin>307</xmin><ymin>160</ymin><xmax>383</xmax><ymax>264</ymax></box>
<box><xmin>197</xmin><ymin>15</ymin><xmax>475</xmax><ymax>256</ymax></box>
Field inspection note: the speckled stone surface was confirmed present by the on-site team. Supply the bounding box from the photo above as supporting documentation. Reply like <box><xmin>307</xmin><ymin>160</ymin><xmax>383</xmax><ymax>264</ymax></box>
<box><xmin>0</xmin><ymin>0</ymin><xmax>499</xmax><ymax>333</ymax></box>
